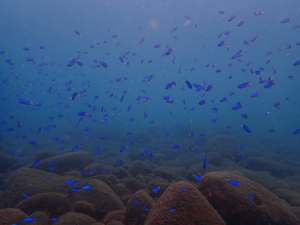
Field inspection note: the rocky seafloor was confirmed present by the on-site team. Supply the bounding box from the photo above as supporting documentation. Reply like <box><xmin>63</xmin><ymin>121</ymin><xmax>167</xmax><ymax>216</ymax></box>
<box><xmin>1</xmin><ymin>135</ymin><xmax>300</xmax><ymax>225</ymax></box>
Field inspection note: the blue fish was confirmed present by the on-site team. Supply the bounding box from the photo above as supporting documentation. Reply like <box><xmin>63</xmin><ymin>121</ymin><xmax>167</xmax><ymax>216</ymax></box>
<box><xmin>294</xmin><ymin>129</ymin><xmax>300</xmax><ymax>135</ymax></box>
<box><xmin>81</xmin><ymin>185</ymin><xmax>91</xmax><ymax>190</ymax></box>
<box><xmin>199</xmin><ymin>100</ymin><xmax>207</xmax><ymax>105</ymax></box>
<box><xmin>203</xmin><ymin>155</ymin><xmax>207</xmax><ymax>169</ymax></box>
<box><xmin>93</xmin><ymin>148</ymin><xmax>100</xmax><ymax>152</ymax></box>
<box><xmin>77</xmin><ymin>112</ymin><xmax>87</xmax><ymax>116</ymax></box>
<box><xmin>238</xmin><ymin>82</ymin><xmax>252</xmax><ymax>89</ymax></box>
<box><xmin>294</xmin><ymin>60</ymin><xmax>300</xmax><ymax>66</ymax></box>
<box><xmin>72</xmin><ymin>145</ymin><xmax>80</xmax><ymax>151</ymax></box>
<box><xmin>67</xmin><ymin>58</ymin><xmax>76</xmax><ymax>67</ymax></box>
<box><xmin>241</xmin><ymin>124</ymin><xmax>251</xmax><ymax>133</ymax></box>
<box><xmin>151</xmin><ymin>186</ymin><xmax>160</xmax><ymax>193</ymax></box>
<box><xmin>228</xmin><ymin>14</ymin><xmax>238</xmax><ymax>22</ymax></box>
<box><xmin>172</xmin><ymin>145</ymin><xmax>182</xmax><ymax>149</ymax></box>
<box><xmin>120</xmin><ymin>146</ymin><xmax>127</xmax><ymax>152</ymax></box>
<box><xmin>23</xmin><ymin>217</ymin><xmax>35</xmax><ymax>223</ymax></box>
<box><xmin>193</xmin><ymin>174</ymin><xmax>201</xmax><ymax>181</ymax></box>
<box><xmin>74</xmin><ymin>30</ymin><xmax>81</xmax><ymax>36</ymax></box>
<box><xmin>231</xmin><ymin>49</ymin><xmax>245</xmax><ymax>59</ymax></box>
<box><xmin>229</xmin><ymin>180</ymin><xmax>240</xmax><ymax>186</ymax></box>
<box><xmin>241</xmin><ymin>114</ymin><xmax>248</xmax><ymax>119</ymax></box>
<box><xmin>250</xmin><ymin>93</ymin><xmax>260</xmax><ymax>98</ymax></box>
<box><xmin>264</xmin><ymin>80</ymin><xmax>277</xmax><ymax>88</ymax></box>
<box><xmin>29</xmin><ymin>140</ymin><xmax>36</xmax><ymax>145</ymax></box>
<box><xmin>148</xmin><ymin>152</ymin><xmax>154</xmax><ymax>160</ymax></box>
<box><xmin>22</xmin><ymin>193</ymin><xmax>28</xmax><ymax>198</ymax></box>
<box><xmin>154</xmin><ymin>44</ymin><xmax>163</xmax><ymax>48</ymax></box>
<box><xmin>71</xmin><ymin>188</ymin><xmax>79</xmax><ymax>192</ymax></box>
<box><xmin>232</xmin><ymin>102</ymin><xmax>245</xmax><ymax>110</ymax></box>
<box><xmin>17</xmin><ymin>99</ymin><xmax>32</xmax><ymax>105</ymax></box>
<box><xmin>65</xmin><ymin>180</ymin><xmax>72</xmax><ymax>184</ymax></box>
<box><xmin>206</xmin><ymin>84</ymin><xmax>214</xmax><ymax>92</ymax></box>
<box><xmin>237</xmin><ymin>20</ymin><xmax>246</xmax><ymax>27</ymax></box>
<box><xmin>184</xmin><ymin>79</ymin><xmax>192</xmax><ymax>89</ymax></box>
<box><xmin>251</xmin><ymin>32</ymin><xmax>259</xmax><ymax>42</ymax></box>
<box><xmin>89</xmin><ymin>169</ymin><xmax>95</xmax><ymax>176</ymax></box>
<box><xmin>281</xmin><ymin>18</ymin><xmax>292</xmax><ymax>23</ymax></box>
<box><xmin>32</xmin><ymin>160</ymin><xmax>40</xmax><ymax>166</ymax></box>
<box><xmin>220</xmin><ymin>97</ymin><xmax>229</xmax><ymax>102</ymax></box>
<box><xmin>254</xmin><ymin>11</ymin><xmax>264</xmax><ymax>16</ymax></box>
<box><xmin>99</xmin><ymin>60</ymin><xmax>109</xmax><ymax>69</ymax></box>
<box><xmin>218</xmin><ymin>40</ymin><xmax>225</xmax><ymax>46</ymax></box>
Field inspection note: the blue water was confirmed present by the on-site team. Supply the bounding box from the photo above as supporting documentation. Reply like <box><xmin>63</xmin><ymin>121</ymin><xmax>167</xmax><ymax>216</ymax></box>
<box><xmin>0</xmin><ymin>0</ymin><xmax>299</xmax><ymax>167</ymax></box>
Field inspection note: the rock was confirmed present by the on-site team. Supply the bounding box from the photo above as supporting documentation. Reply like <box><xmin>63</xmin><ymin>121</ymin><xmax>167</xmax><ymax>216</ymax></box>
<box><xmin>121</xmin><ymin>178</ymin><xmax>145</xmax><ymax>193</ymax></box>
<box><xmin>114</xmin><ymin>183</ymin><xmax>133</xmax><ymax>197</ymax></box>
<box><xmin>3</xmin><ymin>168</ymin><xmax>77</xmax><ymax>207</ymax></box>
<box><xmin>143</xmin><ymin>173</ymin><xmax>155</xmax><ymax>184</ymax></box>
<box><xmin>64</xmin><ymin>170</ymin><xmax>83</xmax><ymax>178</ymax></box>
<box><xmin>101</xmin><ymin>174</ymin><xmax>120</xmax><ymax>190</ymax></box>
<box><xmin>290</xmin><ymin>199</ymin><xmax>300</xmax><ymax>206</ymax></box>
<box><xmin>56</xmin><ymin>212</ymin><xmax>97</xmax><ymax>225</ymax></box>
<box><xmin>121</xmin><ymin>195</ymin><xmax>131</xmax><ymax>207</ymax></box>
<box><xmin>245</xmin><ymin>157</ymin><xmax>286</xmax><ymax>177</ymax></box>
<box><xmin>29</xmin><ymin>151</ymin><xmax>93</xmax><ymax>175</ymax></box>
<box><xmin>174</xmin><ymin>176</ymin><xmax>189</xmax><ymax>182</ymax></box>
<box><xmin>186</xmin><ymin>165</ymin><xmax>206</xmax><ymax>183</ymax></box>
<box><xmin>272</xmin><ymin>188</ymin><xmax>300</xmax><ymax>206</ymax></box>
<box><xmin>284</xmin><ymin>165</ymin><xmax>300</xmax><ymax>176</ymax></box>
<box><xmin>128</xmin><ymin>161</ymin><xmax>152</xmax><ymax>177</ymax></box>
<box><xmin>0</xmin><ymin>208</ymin><xmax>27</xmax><ymax>225</ymax></box>
<box><xmin>71</xmin><ymin>179</ymin><xmax>126</xmax><ymax>220</ymax></box>
<box><xmin>291</xmin><ymin>206</ymin><xmax>300</xmax><ymax>219</ymax></box>
<box><xmin>204</xmin><ymin>152</ymin><xmax>222</xmax><ymax>167</ymax></box>
<box><xmin>126</xmin><ymin>190</ymin><xmax>155</xmax><ymax>225</ymax></box>
<box><xmin>135</xmin><ymin>174</ymin><xmax>146</xmax><ymax>186</ymax></box>
<box><xmin>27</xmin><ymin>211</ymin><xmax>50</xmax><ymax>225</ymax></box>
<box><xmin>30</xmin><ymin>150</ymin><xmax>57</xmax><ymax>163</ymax></box>
<box><xmin>102</xmin><ymin>210</ymin><xmax>126</xmax><ymax>225</ymax></box>
<box><xmin>219</xmin><ymin>158</ymin><xmax>243</xmax><ymax>170</ymax></box>
<box><xmin>146</xmin><ymin>178</ymin><xmax>170</xmax><ymax>200</ymax></box>
<box><xmin>16</xmin><ymin>192</ymin><xmax>70</xmax><ymax>218</ymax></box>
<box><xmin>112</xmin><ymin>167</ymin><xmax>132</xmax><ymax>179</ymax></box>
<box><xmin>198</xmin><ymin>171</ymin><xmax>300</xmax><ymax>225</ymax></box>
<box><xmin>10</xmin><ymin>163</ymin><xmax>24</xmax><ymax>171</ymax></box>
<box><xmin>241</xmin><ymin>170</ymin><xmax>289</xmax><ymax>191</ymax></box>
<box><xmin>0</xmin><ymin>152</ymin><xmax>17</xmax><ymax>173</ymax></box>
<box><xmin>102</xmin><ymin>157</ymin><xmax>117</xmax><ymax>166</ymax></box>
<box><xmin>84</xmin><ymin>163</ymin><xmax>104</xmax><ymax>177</ymax></box>
<box><xmin>107</xmin><ymin>221</ymin><xmax>123</xmax><ymax>225</ymax></box>
<box><xmin>205</xmin><ymin>135</ymin><xmax>238</xmax><ymax>158</ymax></box>
<box><xmin>153</xmin><ymin>167</ymin><xmax>175</xmax><ymax>182</ymax></box>
<box><xmin>285</xmin><ymin>175</ymin><xmax>300</xmax><ymax>190</ymax></box>
<box><xmin>145</xmin><ymin>181</ymin><xmax>225</xmax><ymax>225</ymax></box>
<box><xmin>72</xmin><ymin>201</ymin><xmax>96</xmax><ymax>218</ymax></box>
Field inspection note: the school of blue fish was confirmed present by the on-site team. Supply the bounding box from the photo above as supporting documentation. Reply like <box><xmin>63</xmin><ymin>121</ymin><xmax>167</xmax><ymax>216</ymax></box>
<box><xmin>1</xmin><ymin>4</ymin><xmax>300</xmax><ymax>203</ymax></box>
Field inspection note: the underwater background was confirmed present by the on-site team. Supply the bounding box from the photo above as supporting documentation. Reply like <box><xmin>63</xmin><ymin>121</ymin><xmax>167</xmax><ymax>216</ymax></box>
<box><xmin>0</xmin><ymin>0</ymin><xmax>300</xmax><ymax>224</ymax></box>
